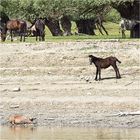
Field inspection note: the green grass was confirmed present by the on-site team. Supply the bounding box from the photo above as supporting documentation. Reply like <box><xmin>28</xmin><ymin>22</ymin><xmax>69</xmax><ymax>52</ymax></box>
<box><xmin>1</xmin><ymin>22</ymin><xmax>139</xmax><ymax>43</ymax></box>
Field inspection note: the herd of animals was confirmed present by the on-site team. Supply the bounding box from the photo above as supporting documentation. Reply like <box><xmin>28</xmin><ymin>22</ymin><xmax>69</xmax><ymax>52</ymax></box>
<box><xmin>1</xmin><ymin>18</ymin><xmax>45</xmax><ymax>42</ymax></box>
<box><xmin>0</xmin><ymin>17</ymin><xmax>122</xmax><ymax>81</ymax></box>
<box><xmin>0</xmin><ymin>17</ymin><xmax>137</xmax><ymax>42</ymax></box>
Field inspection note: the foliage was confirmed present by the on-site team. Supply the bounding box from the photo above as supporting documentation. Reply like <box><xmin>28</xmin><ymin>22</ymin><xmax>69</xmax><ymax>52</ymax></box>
<box><xmin>105</xmin><ymin>8</ymin><xmax>121</xmax><ymax>23</ymax></box>
<box><xmin>0</xmin><ymin>0</ymin><xmax>135</xmax><ymax>21</ymax></box>
<box><xmin>0</xmin><ymin>0</ymin><xmax>113</xmax><ymax>20</ymax></box>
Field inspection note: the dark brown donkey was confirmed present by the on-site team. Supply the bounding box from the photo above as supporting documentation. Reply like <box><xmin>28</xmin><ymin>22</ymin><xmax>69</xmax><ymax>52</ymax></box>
<box><xmin>1</xmin><ymin>19</ymin><xmax>27</xmax><ymax>42</ymax></box>
<box><xmin>89</xmin><ymin>55</ymin><xmax>121</xmax><ymax>81</ymax></box>
<box><xmin>34</xmin><ymin>18</ymin><xmax>45</xmax><ymax>41</ymax></box>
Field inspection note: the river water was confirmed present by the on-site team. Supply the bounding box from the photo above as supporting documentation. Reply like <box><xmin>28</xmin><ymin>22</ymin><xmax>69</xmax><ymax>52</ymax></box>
<box><xmin>0</xmin><ymin>126</ymin><xmax>140</xmax><ymax>140</ymax></box>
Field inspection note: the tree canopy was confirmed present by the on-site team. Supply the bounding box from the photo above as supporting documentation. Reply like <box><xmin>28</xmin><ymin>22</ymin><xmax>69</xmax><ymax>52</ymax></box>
<box><xmin>0</xmin><ymin>0</ymin><xmax>114</xmax><ymax>20</ymax></box>
<box><xmin>0</xmin><ymin>0</ymin><xmax>137</xmax><ymax>21</ymax></box>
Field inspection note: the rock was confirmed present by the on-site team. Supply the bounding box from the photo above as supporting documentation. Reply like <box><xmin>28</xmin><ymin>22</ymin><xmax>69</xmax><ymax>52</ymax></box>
<box><xmin>87</xmin><ymin>92</ymin><xmax>91</xmax><ymax>95</ymax></box>
<box><xmin>48</xmin><ymin>72</ymin><xmax>52</xmax><ymax>74</ymax></box>
<box><xmin>0</xmin><ymin>105</ymin><xmax>4</xmax><ymax>109</ymax></box>
<box><xmin>80</xmin><ymin>75</ymin><xmax>84</xmax><ymax>80</ymax></box>
<box><xmin>12</xmin><ymin>87</ymin><xmax>21</xmax><ymax>92</ymax></box>
<box><xmin>10</xmin><ymin>105</ymin><xmax>19</xmax><ymax>109</ymax></box>
<box><xmin>85</xmin><ymin>76</ymin><xmax>90</xmax><ymax>82</ymax></box>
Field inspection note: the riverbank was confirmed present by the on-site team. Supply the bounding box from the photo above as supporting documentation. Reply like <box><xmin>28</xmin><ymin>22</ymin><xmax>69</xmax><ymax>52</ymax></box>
<box><xmin>0</xmin><ymin>40</ymin><xmax>140</xmax><ymax>128</ymax></box>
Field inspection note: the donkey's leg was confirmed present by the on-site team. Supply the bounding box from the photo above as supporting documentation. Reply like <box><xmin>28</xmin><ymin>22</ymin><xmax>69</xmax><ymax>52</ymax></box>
<box><xmin>112</xmin><ymin>64</ymin><xmax>121</xmax><ymax>78</ymax></box>
<box><xmin>42</xmin><ymin>32</ymin><xmax>45</xmax><ymax>41</ymax></box>
<box><xmin>95</xmin><ymin>67</ymin><xmax>99</xmax><ymax>81</ymax></box>
<box><xmin>23</xmin><ymin>31</ymin><xmax>26</xmax><ymax>42</ymax></box>
<box><xmin>112</xmin><ymin>64</ymin><xmax>118</xmax><ymax>78</ymax></box>
<box><xmin>98</xmin><ymin>68</ymin><xmax>101</xmax><ymax>80</ymax></box>
<box><xmin>39</xmin><ymin>31</ymin><xmax>42</xmax><ymax>41</ymax></box>
<box><xmin>10</xmin><ymin>30</ymin><xmax>13</xmax><ymax>42</ymax></box>
<box><xmin>23</xmin><ymin>34</ymin><xmax>25</xmax><ymax>42</ymax></box>
<box><xmin>116</xmin><ymin>65</ymin><xmax>121</xmax><ymax>78</ymax></box>
<box><xmin>20</xmin><ymin>33</ymin><xmax>22</xmax><ymax>42</ymax></box>
<box><xmin>122</xmin><ymin>30</ymin><xmax>126</xmax><ymax>38</ymax></box>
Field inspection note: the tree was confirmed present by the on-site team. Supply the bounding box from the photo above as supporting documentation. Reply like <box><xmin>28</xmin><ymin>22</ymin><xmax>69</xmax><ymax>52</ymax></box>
<box><xmin>1</xmin><ymin>0</ymin><xmax>111</xmax><ymax>36</ymax></box>
<box><xmin>1</xmin><ymin>0</ymin><xmax>138</xmax><ymax>37</ymax></box>
<box><xmin>111</xmin><ymin>0</ymin><xmax>140</xmax><ymax>38</ymax></box>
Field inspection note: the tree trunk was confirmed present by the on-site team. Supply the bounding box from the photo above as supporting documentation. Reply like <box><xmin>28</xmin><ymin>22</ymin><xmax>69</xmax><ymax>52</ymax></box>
<box><xmin>60</xmin><ymin>16</ymin><xmax>72</xmax><ymax>36</ymax></box>
<box><xmin>112</xmin><ymin>0</ymin><xmax>140</xmax><ymax>38</ymax></box>
<box><xmin>130</xmin><ymin>23</ymin><xmax>140</xmax><ymax>38</ymax></box>
<box><xmin>112</xmin><ymin>0</ymin><xmax>140</xmax><ymax>21</ymax></box>
<box><xmin>0</xmin><ymin>12</ymin><xmax>10</xmax><ymax>24</ymax></box>
<box><xmin>45</xmin><ymin>18</ymin><xmax>63</xmax><ymax>36</ymax></box>
<box><xmin>75</xmin><ymin>19</ymin><xmax>96</xmax><ymax>35</ymax></box>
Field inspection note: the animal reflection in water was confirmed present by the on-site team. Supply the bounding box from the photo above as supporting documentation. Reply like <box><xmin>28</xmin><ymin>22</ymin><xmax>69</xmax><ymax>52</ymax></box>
<box><xmin>9</xmin><ymin>125</ymin><xmax>36</xmax><ymax>134</ymax></box>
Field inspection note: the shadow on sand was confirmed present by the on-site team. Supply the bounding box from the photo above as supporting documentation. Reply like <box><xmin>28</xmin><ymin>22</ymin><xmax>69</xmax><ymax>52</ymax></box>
<box><xmin>101</xmin><ymin>76</ymin><xmax>122</xmax><ymax>81</ymax></box>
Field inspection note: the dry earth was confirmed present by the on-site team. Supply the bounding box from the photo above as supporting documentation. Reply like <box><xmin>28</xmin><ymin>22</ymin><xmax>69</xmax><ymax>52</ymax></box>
<box><xmin>0</xmin><ymin>40</ymin><xmax>140</xmax><ymax>128</ymax></box>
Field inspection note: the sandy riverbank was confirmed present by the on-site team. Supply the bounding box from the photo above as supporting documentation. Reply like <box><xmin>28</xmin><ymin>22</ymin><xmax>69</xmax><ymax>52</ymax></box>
<box><xmin>0</xmin><ymin>40</ymin><xmax>140</xmax><ymax>128</ymax></box>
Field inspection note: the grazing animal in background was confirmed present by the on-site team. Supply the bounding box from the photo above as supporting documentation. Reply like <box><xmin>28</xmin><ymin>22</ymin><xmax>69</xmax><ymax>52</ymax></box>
<box><xmin>89</xmin><ymin>55</ymin><xmax>121</xmax><ymax>81</ymax></box>
<box><xmin>1</xmin><ymin>19</ymin><xmax>27</xmax><ymax>42</ymax></box>
<box><xmin>29</xmin><ymin>25</ymin><xmax>37</xmax><ymax>36</ymax></box>
<box><xmin>119</xmin><ymin>19</ymin><xmax>136</xmax><ymax>38</ymax></box>
<box><xmin>34</xmin><ymin>18</ymin><xmax>45</xmax><ymax>41</ymax></box>
<box><xmin>9</xmin><ymin>115</ymin><xmax>36</xmax><ymax>125</ymax></box>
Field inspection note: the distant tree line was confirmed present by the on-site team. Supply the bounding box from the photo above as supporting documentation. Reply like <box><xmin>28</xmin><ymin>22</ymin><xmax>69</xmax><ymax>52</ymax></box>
<box><xmin>0</xmin><ymin>0</ymin><xmax>139</xmax><ymax>37</ymax></box>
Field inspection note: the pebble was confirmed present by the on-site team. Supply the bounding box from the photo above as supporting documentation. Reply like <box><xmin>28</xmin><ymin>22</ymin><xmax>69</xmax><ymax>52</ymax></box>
<box><xmin>12</xmin><ymin>87</ymin><xmax>21</xmax><ymax>92</ymax></box>
<box><xmin>87</xmin><ymin>92</ymin><xmax>91</xmax><ymax>95</ymax></box>
<box><xmin>10</xmin><ymin>105</ymin><xmax>19</xmax><ymax>109</ymax></box>
<box><xmin>48</xmin><ymin>72</ymin><xmax>52</xmax><ymax>74</ymax></box>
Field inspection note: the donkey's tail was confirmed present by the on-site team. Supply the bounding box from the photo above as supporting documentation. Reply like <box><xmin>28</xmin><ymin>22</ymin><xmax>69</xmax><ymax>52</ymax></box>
<box><xmin>116</xmin><ymin>58</ymin><xmax>121</xmax><ymax>63</ymax></box>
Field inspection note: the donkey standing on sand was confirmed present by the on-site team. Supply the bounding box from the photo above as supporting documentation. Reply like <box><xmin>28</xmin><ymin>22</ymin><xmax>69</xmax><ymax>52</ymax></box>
<box><xmin>89</xmin><ymin>55</ymin><xmax>121</xmax><ymax>81</ymax></box>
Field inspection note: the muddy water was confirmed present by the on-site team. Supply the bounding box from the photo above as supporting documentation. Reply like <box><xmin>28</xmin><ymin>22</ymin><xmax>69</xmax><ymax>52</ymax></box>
<box><xmin>0</xmin><ymin>126</ymin><xmax>140</xmax><ymax>140</ymax></box>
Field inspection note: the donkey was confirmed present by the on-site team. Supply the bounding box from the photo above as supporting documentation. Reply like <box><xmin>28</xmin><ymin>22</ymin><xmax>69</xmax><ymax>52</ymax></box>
<box><xmin>1</xmin><ymin>19</ymin><xmax>27</xmax><ymax>42</ymax></box>
<box><xmin>89</xmin><ymin>55</ymin><xmax>121</xmax><ymax>81</ymax></box>
<box><xmin>34</xmin><ymin>18</ymin><xmax>45</xmax><ymax>41</ymax></box>
<box><xmin>9</xmin><ymin>115</ymin><xmax>36</xmax><ymax>125</ymax></box>
<box><xmin>119</xmin><ymin>19</ymin><xmax>136</xmax><ymax>38</ymax></box>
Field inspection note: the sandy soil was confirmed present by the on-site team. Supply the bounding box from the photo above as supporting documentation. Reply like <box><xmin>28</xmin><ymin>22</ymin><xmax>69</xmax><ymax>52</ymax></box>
<box><xmin>0</xmin><ymin>40</ymin><xmax>140</xmax><ymax>128</ymax></box>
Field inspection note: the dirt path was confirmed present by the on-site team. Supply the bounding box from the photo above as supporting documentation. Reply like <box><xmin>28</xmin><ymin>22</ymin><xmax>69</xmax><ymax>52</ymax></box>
<box><xmin>0</xmin><ymin>40</ymin><xmax>140</xmax><ymax>128</ymax></box>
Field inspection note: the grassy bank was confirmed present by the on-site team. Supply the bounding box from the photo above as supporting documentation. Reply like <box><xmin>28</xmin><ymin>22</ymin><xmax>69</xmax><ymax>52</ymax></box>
<box><xmin>1</xmin><ymin>22</ymin><xmax>133</xmax><ymax>43</ymax></box>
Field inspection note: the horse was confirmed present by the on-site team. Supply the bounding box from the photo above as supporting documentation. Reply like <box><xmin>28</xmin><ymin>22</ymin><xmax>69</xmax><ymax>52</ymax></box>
<box><xmin>119</xmin><ymin>19</ymin><xmax>136</xmax><ymax>38</ymax></box>
<box><xmin>34</xmin><ymin>18</ymin><xmax>45</xmax><ymax>41</ymax></box>
<box><xmin>1</xmin><ymin>19</ymin><xmax>27</xmax><ymax>42</ymax></box>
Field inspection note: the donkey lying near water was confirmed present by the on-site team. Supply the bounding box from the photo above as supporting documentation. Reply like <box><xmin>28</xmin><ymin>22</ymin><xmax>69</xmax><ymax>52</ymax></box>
<box><xmin>89</xmin><ymin>55</ymin><xmax>121</xmax><ymax>81</ymax></box>
<box><xmin>9</xmin><ymin>115</ymin><xmax>36</xmax><ymax>125</ymax></box>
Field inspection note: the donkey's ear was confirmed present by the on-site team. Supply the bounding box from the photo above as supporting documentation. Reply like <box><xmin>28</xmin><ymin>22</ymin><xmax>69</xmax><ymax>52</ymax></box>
<box><xmin>88</xmin><ymin>55</ymin><xmax>93</xmax><ymax>57</ymax></box>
